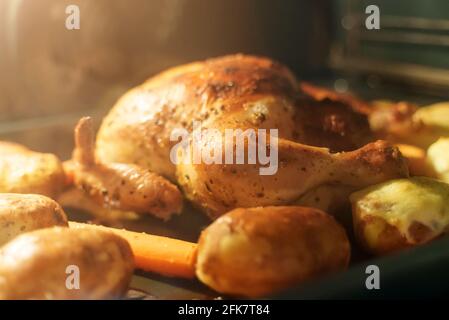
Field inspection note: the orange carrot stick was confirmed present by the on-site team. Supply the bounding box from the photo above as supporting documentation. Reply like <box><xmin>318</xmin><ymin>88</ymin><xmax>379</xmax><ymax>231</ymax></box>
<box><xmin>69</xmin><ymin>221</ymin><xmax>197</xmax><ymax>279</ymax></box>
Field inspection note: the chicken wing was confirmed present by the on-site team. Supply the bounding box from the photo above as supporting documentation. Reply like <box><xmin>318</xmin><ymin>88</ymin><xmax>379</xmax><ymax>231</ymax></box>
<box><xmin>67</xmin><ymin>117</ymin><xmax>183</xmax><ymax>220</ymax></box>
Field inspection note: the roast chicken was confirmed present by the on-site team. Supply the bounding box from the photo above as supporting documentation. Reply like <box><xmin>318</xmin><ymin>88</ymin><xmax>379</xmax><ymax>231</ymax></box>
<box><xmin>93</xmin><ymin>54</ymin><xmax>409</xmax><ymax>219</ymax></box>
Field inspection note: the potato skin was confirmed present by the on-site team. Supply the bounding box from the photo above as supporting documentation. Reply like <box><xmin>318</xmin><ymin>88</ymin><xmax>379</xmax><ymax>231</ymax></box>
<box><xmin>428</xmin><ymin>138</ymin><xmax>449</xmax><ymax>183</ymax></box>
<box><xmin>0</xmin><ymin>142</ymin><xmax>65</xmax><ymax>199</ymax></box>
<box><xmin>0</xmin><ymin>227</ymin><xmax>134</xmax><ymax>299</ymax></box>
<box><xmin>0</xmin><ymin>193</ymin><xmax>68</xmax><ymax>246</ymax></box>
<box><xmin>350</xmin><ymin>177</ymin><xmax>449</xmax><ymax>255</ymax></box>
<box><xmin>196</xmin><ymin>206</ymin><xmax>350</xmax><ymax>297</ymax></box>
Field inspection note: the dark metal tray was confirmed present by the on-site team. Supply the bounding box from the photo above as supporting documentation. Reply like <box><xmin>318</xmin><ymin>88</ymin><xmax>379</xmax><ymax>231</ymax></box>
<box><xmin>2</xmin><ymin>79</ymin><xmax>448</xmax><ymax>299</ymax></box>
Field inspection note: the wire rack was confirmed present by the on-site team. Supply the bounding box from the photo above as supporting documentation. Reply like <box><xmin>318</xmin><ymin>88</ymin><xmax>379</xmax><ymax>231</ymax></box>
<box><xmin>330</xmin><ymin>0</ymin><xmax>449</xmax><ymax>96</ymax></box>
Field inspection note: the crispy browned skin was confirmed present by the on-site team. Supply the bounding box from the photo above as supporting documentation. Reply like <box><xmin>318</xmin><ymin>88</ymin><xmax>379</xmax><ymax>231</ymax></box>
<box><xmin>0</xmin><ymin>142</ymin><xmax>65</xmax><ymax>198</ymax></box>
<box><xmin>69</xmin><ymin>117</ymin><xmax>183</xmax><ymax>220</ymax></box>
<box><xmin>298</xmin><ymin>82</ymin><xmax>374</xmax><ymax>152</ymax></box>
<box><xmin>299</xmin><ymin>82</ymin><xmax>372</xmax><ymax>115</ymax></box>
<box><xmin>196</xmin><ymin>206</ymin><xmax>350</xmax><ymax>297</ymax></box>
<box><xmin>96</xmin><ymin>54</ymin><xmax>408</xmax><ymax>218</ymax></box>
<box><xmin>0</xmin><ymin>193</ymin><xmax>68</xmax><ymax>246</ymax></box>
<box><xmin>299</xmin><ymin>83</ymin><xmax>445</xmax><ymax>150</ymax></box>
<box><xmin>0</xmin><ymin>227</ymin><xmax>134</xmax><ymax>300</ymax></box>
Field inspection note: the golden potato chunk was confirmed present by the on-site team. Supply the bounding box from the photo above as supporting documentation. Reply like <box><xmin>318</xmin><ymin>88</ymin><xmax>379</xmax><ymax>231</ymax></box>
<box><xmin>395</xmin><ymin>144</ymin><xmax>435</xmax><ymax>177</ymax></box>
<box><xmin>0</xmin><ymin>227</ymin><xmax>134</xmax><ymax>299</ymax></box>
<box><xmin>410</xmin><ymin>102</ymin><xmax>449</xmax><ymax>148</ymax></box>
<box><xmin>427</xmin><ymin>138</ymin><xmax>449</xmax><ymax>183</ymax></box>
<box><xmin>414</xmin><ymin>102</ymin><xmax>449</xmax><ymax>139</ymax></box>
<box><xmin>196</xmin><ymin>206</ymin><xmax>350</xmax><ymax>297</ymax></box>
<box><xmin>350</xmin><ymin>177</ymin><xmax>449</xmax><ymax>255</ymax></box>
<box><xmin>0</xmin><ymin>193</ymin><xmax>68</xmax><ymax>246</ymax></box>
<box><xmin>0</xmin><ymin>142</ymin><xmax>65</xmax><ymax>198</ymax></box>
<box><xmin>370</xmin><ymin>101</ymin><xmax>449</xmax><ymax>148</ymax></box>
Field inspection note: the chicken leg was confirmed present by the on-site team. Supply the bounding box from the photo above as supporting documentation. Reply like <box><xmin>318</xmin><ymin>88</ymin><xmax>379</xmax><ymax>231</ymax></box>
<box><xmin>178</xmin><ymin>134</ymin><xmax>408</xmax><ymax>218</ymax></box>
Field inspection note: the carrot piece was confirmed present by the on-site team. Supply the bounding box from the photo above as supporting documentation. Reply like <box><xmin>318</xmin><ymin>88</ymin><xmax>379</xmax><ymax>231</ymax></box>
<box><xmin>69</xmin><ymin>221</ymin><xmax>197</xmax><ymax>279</ymax></box>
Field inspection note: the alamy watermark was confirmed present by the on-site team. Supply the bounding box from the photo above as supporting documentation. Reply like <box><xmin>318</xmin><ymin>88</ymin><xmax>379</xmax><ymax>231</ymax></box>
<box><xmin>65</xmin><ymin>5</ymin><xmax>80</xmax><ymax>30</ymax></box>
<box><xmin>65</xmin><ymin>264</ymin><xmax>80</xmax><ymax>290</ymax></box>
<box><xmin>170</xmin><ymin>121</ymin><xmax>279</xmax><ymax>175</ymax></box>
<box><xmin>365</xmin><ymin>5</ymin><xmax>380</xmax><ymax>30</ymax></box>
<box><xmin>365</xmin><ymin>264</ymin><xmax>380</xmax><ymax>290</ymax></box>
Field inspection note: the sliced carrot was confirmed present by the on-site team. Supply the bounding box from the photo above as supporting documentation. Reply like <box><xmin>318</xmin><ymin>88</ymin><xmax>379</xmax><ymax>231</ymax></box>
<box><xmin>69</xmin><ymin>221</ymin><xmax>197</xmax><ymax>279</ymax></box>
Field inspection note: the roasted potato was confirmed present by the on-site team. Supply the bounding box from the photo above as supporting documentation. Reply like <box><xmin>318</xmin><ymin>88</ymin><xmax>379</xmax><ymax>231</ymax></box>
<box><xmin>414</xmin><ymin>102</ymin><xmax>449</xmax><ymax>141</ymax></box>
<box><xmin>396</xmin><ymin>144</ymin><xmax>435</xmax><ymax>177</ymax></box>
<box><xmin>196</xmin><ymin>206</ymin><xmax>350</xmax><ymax>297</ymax></box>
<box><xmin>370</xmin><ymin>101</ymin><xmax>449</xmax><ymax>148</ymax></box>
<box><xmin>350</xmin><ymin>177</ymin><xmax>449</xmax><ymax>255</ymax></box>
<box><xmin>405</xmin><ymin>102</ymin><xmax>449</xmax><ymax>148</ymax></box>
<box><xmin>0</xmin><ymin>227</ymin><xmax>134</xmax><ymax>299</ymax></box>
<box><xmin>0</xmin><ymin>142</ymin><xmax>65</xmax><ymax>198</ymax></box>
<box><xmin>427</xmin><ymin>138</ymin><xmax>449</xmax><ymax>183</ymax></box>
<box><xmin>0</xmin><ymin>193</ymin><xmax>68</xmax><ymax>246</ymax></box>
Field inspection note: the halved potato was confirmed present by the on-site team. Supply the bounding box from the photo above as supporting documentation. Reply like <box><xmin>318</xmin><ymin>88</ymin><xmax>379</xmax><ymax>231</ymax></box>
<box><xmin>350</xmin><ymin>177</ymin><xmax>449</xmax><ymax>255</ymax></box>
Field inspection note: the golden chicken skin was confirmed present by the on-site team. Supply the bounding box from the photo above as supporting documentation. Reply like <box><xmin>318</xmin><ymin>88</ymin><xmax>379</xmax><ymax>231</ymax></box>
<box><xmin>0</xmin><ymin>227</ymin><xmax>134</xmax><ymax>300</ymax></box>
<box><xmin>350</xmin><ymin>177</ymin><xmax>449</xmax><ymax>255</ymax></box>
<box><xmin>0</xmin><ymin>142</ymin><xmax>65</xmax><ymax>198</ymax></box>
<box><xmin>195</xmin><ymin>206</ymin><xmax>350</xmax><ymax>297</ymax></box>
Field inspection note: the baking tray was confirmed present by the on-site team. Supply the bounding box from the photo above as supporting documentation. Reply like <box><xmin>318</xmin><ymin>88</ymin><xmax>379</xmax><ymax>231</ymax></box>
<box><xmin>1</xmin><ymin>80</ymin><xmax>448</xmax><ymax>300</ymax></box>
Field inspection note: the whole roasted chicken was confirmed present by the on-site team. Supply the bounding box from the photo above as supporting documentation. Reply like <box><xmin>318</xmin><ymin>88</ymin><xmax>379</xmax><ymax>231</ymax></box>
<box><xmin>76</xmin><ymin>54</ymin><xmax>409</xmax><ymax>219</ymax></box>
